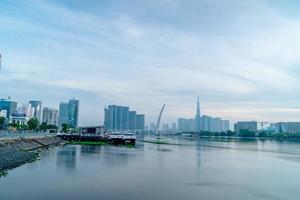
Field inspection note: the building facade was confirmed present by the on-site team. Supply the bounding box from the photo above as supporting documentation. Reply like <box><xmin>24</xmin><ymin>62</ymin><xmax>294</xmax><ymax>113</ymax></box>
<box><xmin>270</xmin><ymin>122</ymin><xmax>300</xmax><ymax>134</ymax></box>
<box><xmin>0</xmin><ymin>98</ymin><xmax>17</xmax><ymax>123</ymax></box>
<box><xmin>10</xmin><ymin>113</ymin><xmax>29</xmax><ymax>125</ymax></box>
<box><xmin>58</xmin><ymin>102</ymin><xmax>69</xmax><ymax>127</ymax></box>
<box><xmin>68</xmin><ymin>98</ymin><xmax>79</xmax><ymax>128</ymax></box>
<box><xmin>129</xmin><ymin>111</ymin><xmax>137</xmax><ymax>130</ymax></box>
<box><xmin>42</xmin><ymin>107</ymin><xmax>58</xmax><ymax>126</ymax></box>
<box><xmin>58</xmin><ymin>98</ymin><xmax>79</xmax><ymax>128</ymax></box>
<box><xmin>104</xmin><ymin>105</ymin><xmax>144</xmax><ymax>131</ymax></box>
<box><xmin>136</xmin><ymin>114</ymin><xmax>145</xmax><ymax>130</ymax></box>
<box><xmin>234</xmin><ymin>121</ymin><xmax>258</xmax><ymax>133</ymax></box>
<box><xmin>29</xmin><ymin>100</ymin><xmax>42</xmax><ymax>122</ymax></box>
<box><xmin>18</xmin><ymin>103</ymin><xmax>35</xmax><ymax>118</ymax></box>
<box><xmin>178</xmin><ymin>118</ymin><xmax>195</xmax><ymax>132</ymax></box>
<box><xmin>194</xmin><ymin>97</ymin><xmax>201</xmax><ymax>132</ymax></box>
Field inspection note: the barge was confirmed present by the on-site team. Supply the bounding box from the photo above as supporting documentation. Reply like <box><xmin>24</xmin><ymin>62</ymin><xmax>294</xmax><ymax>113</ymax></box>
<box><xmin>57</xmin><ymin>131</ymin><xmax>136</xmax><ymax>146</ymax></box>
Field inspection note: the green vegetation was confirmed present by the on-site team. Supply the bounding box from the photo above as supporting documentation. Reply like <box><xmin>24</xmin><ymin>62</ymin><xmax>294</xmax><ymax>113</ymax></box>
<box><xmin>0</xmin><ymin>170</ymin><xmax>8</xmax><ymax>178</ymax></box>
<box><xmin>68</xmin><ymin>141</ymin><xmax>135</xmax><ymax>148</ymax></box>
<box><xmin>0</xmin><ymin>117</ymin><xmax>5</xmax><ymax>130</ymax></box>
<box><xmin>27</xmin><ymin>118</ymin><xmax>39</xmax><ymax>130</ymax></box>
<box><xmin>61</xmin><ymin>123</ymin><xmax>69</xmax><ymax>133</ymax></box>
<box><xmin>29</xmin><ymin>152</ymin><xmax>40</xmax><ymax>163</ymax></box>
<box><xmin>188</xmin><ymin>130</ymin><xmax>300</xmax><ymax>140</ymax></box>
<box><xmin>39</xmin><ymin>122</ymin><xmax>58</xmax><ymax>132</ymax></box>
<box><xmin>124</xmin><ymin>144</ymin><xmax>135</xmax><ymax>148</ymax></box>
<box><xmin>238</xmin><ymin>129</ymin><xmax>256</xmax><ymax>137</ymax></box>
<box><xmin>68</xmin><ymin>141</ymin><xmax>109</xmax><ymax>146</ymax></box>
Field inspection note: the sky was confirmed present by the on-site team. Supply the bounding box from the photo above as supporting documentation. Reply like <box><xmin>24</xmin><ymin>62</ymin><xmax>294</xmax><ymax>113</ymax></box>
<box><xmin>1</xmin><ymin>0</ymin><xmax>300</xmax><ymax>126</ymax></box>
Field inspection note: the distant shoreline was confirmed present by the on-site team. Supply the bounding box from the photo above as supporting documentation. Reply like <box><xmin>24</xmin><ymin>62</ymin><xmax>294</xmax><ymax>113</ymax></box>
<box><xmin>182</xmin><ymin>135</ymin><xmax>300</xmax><ymax>141</ymax></box>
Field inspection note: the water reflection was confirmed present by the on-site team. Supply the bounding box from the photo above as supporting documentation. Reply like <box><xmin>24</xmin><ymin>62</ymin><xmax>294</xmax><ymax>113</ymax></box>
<box><xmin>56</xmin><ymin>146</ymin><xmax>77</xmax><ymax>172</ymax></box>
<box><xmin>1</xmin><ymin>137</ymin><xmax>300</xmax><ymax>200</ymax></box>
<box><xmin>81</xmin><ymin>145</ymin><xmax>102</xmax><ymax>155</ymax></box>
<box><xmin>100</xmin><ymin>146</ymin><xmax>138</xmax><ymax>167</ymax></box>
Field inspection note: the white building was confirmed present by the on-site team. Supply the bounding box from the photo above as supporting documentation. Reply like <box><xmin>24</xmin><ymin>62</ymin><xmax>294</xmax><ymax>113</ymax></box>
<box><xmin>10</xmin><ymin>113</ymin><xmax>29</xmax><ymax>125</ymax></box>
<box><xmin>42</xmin><ymin>107</ymin><xmax>58</xmax><ymax>126</ymax></box>
<box><xmin>18</xmin><ymin>103</ymin><xmax>35</xmax><ymax>118</ymax></box>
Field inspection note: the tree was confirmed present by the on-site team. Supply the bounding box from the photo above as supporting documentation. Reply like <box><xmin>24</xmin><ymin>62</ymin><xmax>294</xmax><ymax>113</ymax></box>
<box><xmin>0</xmin><ymin>117</ymin><xmax>5</xmax><ymax>130</ymax></box>
<box><xmin>239</xmin><ymin>129</ymin><xmax>256</xmax><ymax>137</ymax></box>
<box><xmin>39</xmin><ymin>122</ymin><xmax>48</xmax><ymax>132</ymax></box>
<box><xmin>20</xmin><ymin>124</ymin><xmax>29</xmax><ymax>131</ymax></box>
<box><xmin>27</xmin><ymin>118</ymin><xmax>39</xmax><ymax>130</ymax></box>
<box><xmin>61</xmin><ymin>123</ymin><xmax>69</xmax><ymax>133</ymax></box>
<box><xmin>47</xmin><ymin>124</ymin><xmax>58</xmax><ymax>130</ymax></box>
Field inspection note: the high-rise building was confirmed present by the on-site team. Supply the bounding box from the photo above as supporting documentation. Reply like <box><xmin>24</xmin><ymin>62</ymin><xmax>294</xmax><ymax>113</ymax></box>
<box><xmin>104</xmin><ymin>105</ymin><xmax>144</xmax><ymax>131</ymax></box>
<box><xmin>178</xmin><ymin>118</ymin><xmax>194</xmax><ymax>132</ymax></box>
<box><xmin>194</xmin><ymin>97</ymin><xmax>201</xmax><ymax>132</ymax></box>
<box><xmin>58</xmin><ymin>102</ymin><xmax>69</xmax><ymax>127</ymax></box>
<box><xmin>171</xmin><ymin>123</ymin><xmax>176</xmax><ymax>132</ymax></box>
<box><xmin>270</xmin><ymin>122</ymin><xmax>300</xmax><ymax>134</ymax></box>
<box><xmin>29</xmin><ymin>100</ymin><xmax>42</xmax><ymax>122</ymax></box>
<box><xmin>136</xmin><ymin>114</ymin><xmax>145</xmax><ymax>130</ymax></box>
<box><xmin>104</xmin><ymin>106</ymin><xmax>111</xmax><ymax>129</ymax></box>
<box><xmin>121</xmin><ymin>106</ymin><xmax>129</xmax><ymax>130</ymax></box>
<box><xmin>42</xmin><ymin>107</ymin><xmax>58</xmax><ymax>126</ymax></box>
<box><xmin>104</xmin><ymin>105</ymin><xmax>117</xmax><ymax>130</ymax></box>
<box><xmin>58</xmin><ymin>98</ymin><xmax>79</xmax><ymax>128</ymax></box>
<box><xmin>234</xmin><ymin>121</ymin><xmax>257</xmax><ymax>133</ymax></box>
<box><xmin>0</xmin><ymin>98</ymin><xmax>17</xmax><ymax>122</ymax></box>
<box><xmin>201</xmin><ymin>115</ymin><xmax>212</xmax><ymax>131</ymax></box>
<box><xmin>18</xmin><ymin>103</ymin><xmax>35</xmax><ymax>118</ymax></box>
<box><xmin>213</xmin><ymin>117</ymin><xmax>222</xmax><ymax>132</ymax></box>
<box><xmin>129</xmin><ymin>111</ymin><xmax>137</xmax><ymax>130</ymax></box>
<box><xmin>222</xmin><ymin>120</ymin><xmax>230</xmax><ymax>132</ymax></box>
<box><xmin>68</xmin><ymin>98</ymin><xmax>79</xmax><ymax>128</ymax></box>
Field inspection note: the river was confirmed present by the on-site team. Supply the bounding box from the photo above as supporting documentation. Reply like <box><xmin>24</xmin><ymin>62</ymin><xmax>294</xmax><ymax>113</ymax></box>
<box><xmin>0</xmin><ymin>136</ymin><xmax>299</xmax><ymax>200</ymax></box>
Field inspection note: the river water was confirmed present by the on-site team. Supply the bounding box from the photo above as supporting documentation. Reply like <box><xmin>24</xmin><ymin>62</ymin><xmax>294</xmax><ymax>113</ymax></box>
<box><xmin>0</xmin><ymin>136</ymin><xmax>300</xmax><ymax>200</ymax></box>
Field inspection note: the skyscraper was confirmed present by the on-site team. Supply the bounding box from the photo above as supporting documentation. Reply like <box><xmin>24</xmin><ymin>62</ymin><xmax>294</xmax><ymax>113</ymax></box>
<box><xmin>136</xmin><ymin>114</ymin><xmax>145</xmax><ymax>130</ymax></box>
<box><xmin>68</xmin><ymin>98</ymin><xmax>79</xmax><ymax>128</ymax></box>
<box><xmin>194</xmin><ymin>97</ymin><xmax>201</xmax><ymax>132</ymax></box>
<box><xmin>18</xmin><ymin>103</ymin><xmax>35</xmax><ymax>118</ymax></box>
<box><xmin>58</xmin><ymin>98</ymin><xmax>79</xmax><ymax>128</ymax></box>
<box><xmin>29</xmin><ymin>100</ymin><xmax>42</xmax><ymax>122</ymax></box>
<box><xmin>42</xmin><ymin>107</ymin><xmax>58</xmax><ymax>126</ymax></box>
<box><xmin>0</xmin><ymin>98</ymin><xmax>17</xmax><ymax>121</ymax></box>
<box><xmin>129</xmin><ymin>111</ymin><xmax>137</xmax><ymax>130</ymax></box>
<box><xmin>177</xmin><ymin>118</ymin><xmax>194</xmax><ymax>132</ymax></box>
<box><xmin>58</xmin><ymin>102</ymin><xmax>69</xmax><ymax>127</ymax></box>
<box><xmin>120</xmin><ymin>106</ymin><xmax>129</xmax><ymax>130</ymax></box>
<box><xmin>104</xmin><ymin>105</ymin><xmax>144</xmax><ymax>131</ymax></box>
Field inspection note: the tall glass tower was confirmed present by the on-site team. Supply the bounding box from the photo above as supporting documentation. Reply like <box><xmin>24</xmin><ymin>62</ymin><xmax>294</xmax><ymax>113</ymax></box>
<box><xmin>194</xmin><ymin>97</ymin><xmax>201</xmax><ymax>132</ymax></box>
<box><xmin>68</xmin><ymin>98</ymin><xmax>79</xmax><ymax>128</ymax></box>
<box><xmin>58</xmin><ymin>98</ymin><xmax>79</xmax><ymax>128</ymax></box>
<box><xmin>29</xmin><ymin>100</ymin><xmax>42</xmax><ymax>122</ymax></box>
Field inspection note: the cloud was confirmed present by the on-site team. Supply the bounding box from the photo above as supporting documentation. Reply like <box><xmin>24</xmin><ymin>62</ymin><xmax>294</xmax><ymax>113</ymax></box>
<box><xmin>1</xmin><ymin>0</ymin><xmax>300</xmax><ymax>126</ymax></box>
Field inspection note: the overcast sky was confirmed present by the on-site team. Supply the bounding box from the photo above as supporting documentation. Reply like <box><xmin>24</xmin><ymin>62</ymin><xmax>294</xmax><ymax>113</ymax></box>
<box><xmin>1</xmin><ymin>0</ymin><xmax>300</xmax><ymax>126</ymax></box>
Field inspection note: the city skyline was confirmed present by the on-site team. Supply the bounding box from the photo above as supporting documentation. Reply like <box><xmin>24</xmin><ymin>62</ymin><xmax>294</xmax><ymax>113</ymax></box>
<box><xmin>2</xmin><ymin>0</ymin><xmax>300</xmax><ymax>125</ymax></box>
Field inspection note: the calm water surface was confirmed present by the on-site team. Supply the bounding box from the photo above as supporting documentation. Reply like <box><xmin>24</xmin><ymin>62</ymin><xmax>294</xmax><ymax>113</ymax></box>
<box><xmin>1</xmin><ymin>136</ymin><xmax>300</xmax><ymax>200</ymax></box>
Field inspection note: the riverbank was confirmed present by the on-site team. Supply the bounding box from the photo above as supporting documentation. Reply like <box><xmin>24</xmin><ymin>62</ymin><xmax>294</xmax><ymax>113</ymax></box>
<box><xmin>0</xmin><ymin>136</ymin><xmax>63</xmax><ymax>176</ymax></box>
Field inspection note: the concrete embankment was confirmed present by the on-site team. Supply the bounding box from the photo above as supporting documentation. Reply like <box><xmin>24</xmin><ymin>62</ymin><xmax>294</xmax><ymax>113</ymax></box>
<box><xmin>0</xmin><ymin>136</ymin><xmax>63</xmax><ymax>174</ymax></box>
